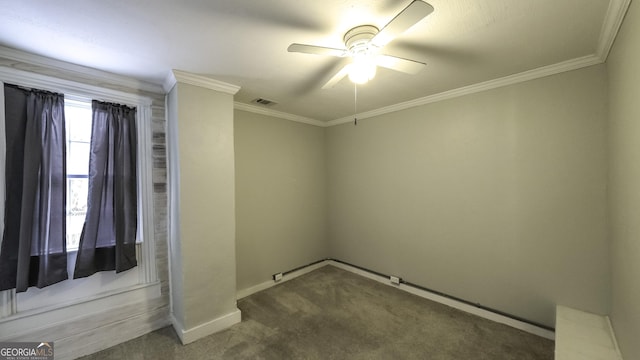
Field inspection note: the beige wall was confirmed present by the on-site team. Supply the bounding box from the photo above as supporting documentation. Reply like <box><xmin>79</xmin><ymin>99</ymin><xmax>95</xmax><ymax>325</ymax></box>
<box><xmin>167</xmin><ymin>81</ymin><xmax>238</xmax><ymax>339</ymax></box>
<box><xmin>607</xmin><ymin>1</ymin><xmax>640</xmax><ymax>358</ymax></box>
<box><xmin>234</xmin><ymin>110</ymin><xmax>328</xmax><ymax>293</ymax></box>
<box><xmin>326</xmin><ymin>65</ymin><xmax>609</xmax><ymax>328</ymax></box>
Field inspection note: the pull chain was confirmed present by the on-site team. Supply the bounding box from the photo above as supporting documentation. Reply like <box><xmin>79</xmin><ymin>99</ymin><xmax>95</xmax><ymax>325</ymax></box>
<box><xmin>354</xmin><ymin>83</ymin><xmax>358</xmax><ymax>126</ymax></box>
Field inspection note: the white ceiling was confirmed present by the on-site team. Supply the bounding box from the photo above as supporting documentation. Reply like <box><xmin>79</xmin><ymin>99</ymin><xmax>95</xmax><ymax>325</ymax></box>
<box><xmin>0</xmin><ymin>0</ymin><xmax>627</xmax><ymax>123</ymax></box>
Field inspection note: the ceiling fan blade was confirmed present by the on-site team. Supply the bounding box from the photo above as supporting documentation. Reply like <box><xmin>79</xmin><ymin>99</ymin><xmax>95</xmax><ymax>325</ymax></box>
<box><xmin>371</xmin><ymin>1</ymin><xmax>434</xmax><ymax>48</ymax></box>
<box><xmin>322</xmin><ymin>64</ymin><xmax>352</xmax><ymax>89</ymax></box>
<box><xmin>288</xmin><ymin>43</ymin><xmax>347</xmax><ymax>57</ymax></box>
<box><xmin>376</xmin><ymin>55</ymin><xmax>426</xmax><ymax>74</ymax></box>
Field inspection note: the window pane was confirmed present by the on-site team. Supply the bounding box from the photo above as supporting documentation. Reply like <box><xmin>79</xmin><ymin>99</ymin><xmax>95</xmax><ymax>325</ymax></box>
<box><xmin>66</xmin><ymin>106</ymin><xmax>92</xmax><ymax>142</ymax></box>
<box><xmin>67</xmin><ymin>178</ymin><xmax>88</xmax><ymax>251</ymax></box>
<box><xmin>65</xmin><ymin>99</ymin><xmax>92</xmax><ymax>251</ymax></box>
<box><xmin>67</xmin><ymin>142</ymin><xmax>90</xmax><ymax>175</ymax></box>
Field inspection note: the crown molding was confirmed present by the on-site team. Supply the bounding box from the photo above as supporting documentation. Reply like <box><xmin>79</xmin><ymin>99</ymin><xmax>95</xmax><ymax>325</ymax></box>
<box><xmin>326</xmin><ymin>54</ymin><xmax>602</xmax><ymax>126</ymax></box>
<box><xmin>162</xmin><ymin>71</ymin><xmax>176</xmax><ymax>93</ymax></box>
<box><xmin>596</xmin><ymin>0</ymin><xmax>632</xmax><ymax>62</ymax></box>
<box><xmin>234</xmin><ymin>102</ymin><xmax>326</xmax><ymax>127</ymax></box>
<box><xmin>250</xmin><ymin>0</ymin><xmax>632</xmax><ymax>128</ymax></box>
<box><xmin>0</xmin><ymin>46</ymin><xmax>164</xmax><ymax>94</ymax></box>
<box><xmin>2</xmin><ymin>0</ymin><xmax>630</xmax><ymax>127</ymax></box>
<box><xmin>164</xmin><ymin>69</ymin><xmax>240</xmax><ymax>95</ymax></box>
<box><xmin>324</xmin><ymin>0</ymin><xmax>631</xmax><ymax>126</ymax></box>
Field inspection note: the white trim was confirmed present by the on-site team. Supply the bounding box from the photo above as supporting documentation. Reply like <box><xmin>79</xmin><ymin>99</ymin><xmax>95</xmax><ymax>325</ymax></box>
<box><xmin>606</xmin><ymin>316</ymin><xmax>624</xmax><ymax>359</ymax></box>
<box><xmin>0</xmin><ymin>46</ymin><xmax>164</xmax><ymax>95</ymax></box>
<box><xmin>171</xmin><ymin>308</ymin><xmax>242</xmax><ymax>345</ymax></box>
<box><xmin>164</xmin><ymin>69</ymin><xmax>240</xmax><ymax>95</ymax></box>
<box><xmin>234</xmin><ymin>102</ymin><xmax>327</xmax><ymax>127</ymax></box>
<box><xmin>327</xmin><ymin>260</ymin><xmax>555</xmax><ymax>340</ymax></box>
<box><xmin>237</xmin><ymin>280</ymin><xmax>275</xmax><ymax>300</ymax></box>
<box><xmin>0</xmin><ymin>66</ymin><xmax>152</xmax><ymax>107</ymax></box>
<box><xmin>596</xmin><ymin>0</ymin><xmax>633</xmax><ymax>62</ymax></box>
<box><xmin>326</xmin><ymin>55</ymin><xmax>602</xmax><ymax>126</ymax></box>
<box><xmin>236</xmin><ymin>260</ymin><xmax>330</xmax><ymax>299</ymax></box>
<box><xmin>0</xmin><ymin>281</ymin><xmax>161</xmax><ymax>340</ymax></box>
<box><xmin>163</xmin><ymin>74</ymin><xmax>176</xmax><ymax>93</ymax></box>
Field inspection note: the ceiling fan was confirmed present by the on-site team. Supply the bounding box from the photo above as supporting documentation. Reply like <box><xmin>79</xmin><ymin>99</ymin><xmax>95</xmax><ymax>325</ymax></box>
<box><xmin>287</xmin><ymin>0</ymin><xmax>434</xmax><ymax>89</ymax></box>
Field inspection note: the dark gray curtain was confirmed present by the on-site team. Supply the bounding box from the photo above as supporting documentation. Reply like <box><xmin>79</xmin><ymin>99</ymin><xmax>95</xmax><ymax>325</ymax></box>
<box><xmin>0</xmin><ymin>84</ymin><xmax>68</xmax><ymax>292</ymax></box>
<box><xmin>74</xmin><ymin>101</ymin><xmax>137</xmax><ymax>278</ymax></box>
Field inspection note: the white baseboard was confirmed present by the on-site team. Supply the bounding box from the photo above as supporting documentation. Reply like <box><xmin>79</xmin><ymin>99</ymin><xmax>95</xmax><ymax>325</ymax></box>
<box><xmin>236</xmin><ymin>280</ymin><xmax>276</xmax><ymax>300</ymax></box>
<box><xmin>605</xmin><ymin>316</ymin><xmax>623</xmax><ymax>359</ymax></box>
<box><xmin>327</xmin><ymin>260</ymin><xmax>555</xmax><ymax>340</ymax></box>
<box><xmin>236</xmin><ymin>260</ymin><xmax>330</xmax><ymax>299</ymax></box>
<box><xmin>235</xmin><ymin>259</ymin><xmax>554</xmax><ymax>340</ymax></box>
<box><xmin>171</xmin><ymin>308</ymin><xmax>242</xmax><ymax>345</ymax></box>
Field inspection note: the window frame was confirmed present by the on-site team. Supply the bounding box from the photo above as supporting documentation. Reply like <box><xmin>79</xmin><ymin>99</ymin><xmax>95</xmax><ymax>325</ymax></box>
<box><xmin>0</xmin><ymin>66</ymin><xmax>159</xmax><ymax>330</ymax></box>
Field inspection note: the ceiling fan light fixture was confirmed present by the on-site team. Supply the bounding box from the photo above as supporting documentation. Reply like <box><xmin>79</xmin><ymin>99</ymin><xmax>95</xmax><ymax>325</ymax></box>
<box><xmin>288</xmin><ymin>1</ymin><xmax>434</xmax><ymax>89</ymax></box>
<box><xmin>348</xmin><ymin>55</ymin><xmax>377</xmax><ymax>84</ymax></box>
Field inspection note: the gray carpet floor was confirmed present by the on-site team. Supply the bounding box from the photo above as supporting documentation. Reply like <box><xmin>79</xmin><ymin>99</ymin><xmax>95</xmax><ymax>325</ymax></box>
<box><xmin>80</xmin><ymin>265</ymin><xmax>554</xmax><ymax>359</ymax></box>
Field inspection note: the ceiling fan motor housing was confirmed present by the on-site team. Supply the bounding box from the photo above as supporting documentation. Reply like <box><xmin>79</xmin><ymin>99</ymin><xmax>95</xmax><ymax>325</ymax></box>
<box><xmin>344</xmin><ymin>25</ymin><xmax>379</xmax><ymax>55</ymax></box>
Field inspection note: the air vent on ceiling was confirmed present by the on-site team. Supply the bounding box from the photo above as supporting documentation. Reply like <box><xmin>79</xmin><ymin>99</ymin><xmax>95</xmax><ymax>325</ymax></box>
<box><xmin>252</xmin><ymin>98</ymin><xmax>277</xmax><ymax>106</ymax></box>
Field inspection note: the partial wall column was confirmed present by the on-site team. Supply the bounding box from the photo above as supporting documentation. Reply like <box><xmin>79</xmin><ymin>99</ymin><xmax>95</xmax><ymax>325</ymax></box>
<box><xmin>165</xmin><ymin>70</ymin><xmax>241</xmax><ymax>344</ymax></box>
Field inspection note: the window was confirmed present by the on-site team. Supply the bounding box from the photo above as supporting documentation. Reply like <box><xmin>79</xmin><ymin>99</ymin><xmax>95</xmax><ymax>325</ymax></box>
<box><xmin>0</xmin><ymin>68</ymin><xmax>159</xmax><ymax>328</ymax></box>
<box><xmin>65</xmin><ymin>98</ymin><xmax>92</xmax><ymax>252</ymax></box>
